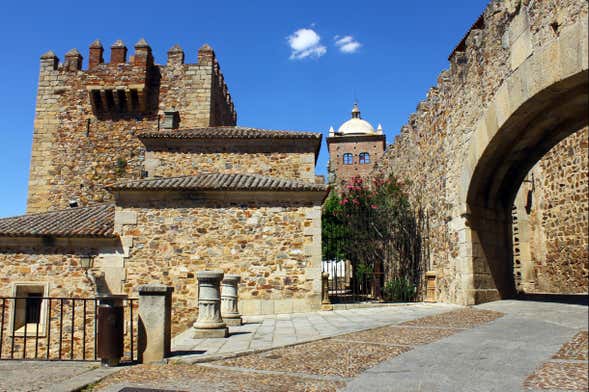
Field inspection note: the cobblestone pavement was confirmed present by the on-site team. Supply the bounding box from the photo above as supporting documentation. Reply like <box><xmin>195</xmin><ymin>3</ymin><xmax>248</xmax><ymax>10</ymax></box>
<box><xmin>524</xmin><ymin>331</ymin><xmax>589</xmax><ymax>391</ymax></box>
<box><xmin>171</xmin><ymin>302</ymin><xmax>459</xmax><ymax>362</ymax></box>
<box><xmin>92</xmin><ymin>307</ymin><xmax>504</xmax><ymax>392</ymax></box>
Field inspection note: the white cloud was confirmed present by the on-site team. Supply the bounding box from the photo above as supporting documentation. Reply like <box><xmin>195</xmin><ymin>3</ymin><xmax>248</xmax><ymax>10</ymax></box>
<box><xmin>287</xmin><ymin>28</ymin><xmax>327</xmax><ymax>60</ymax></box>
<box><xmin>334</xmin><ymin>35</ymin><xmax>362</xmax><ymax>54</ymax></box>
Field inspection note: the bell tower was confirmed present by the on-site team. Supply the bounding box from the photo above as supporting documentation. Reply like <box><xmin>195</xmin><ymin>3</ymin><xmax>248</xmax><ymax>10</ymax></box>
<box><xmin>326</xmin><ymin>103</ymin><xmax>386</xmax><ymax>190</ymax></box>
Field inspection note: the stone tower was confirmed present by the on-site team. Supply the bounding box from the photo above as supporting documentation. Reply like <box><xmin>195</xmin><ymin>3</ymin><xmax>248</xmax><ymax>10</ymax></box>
<box><xmin>326</xmin><ymin>103</ymin><xmax>386</xmax><ymax>189</ymax></box>
<box><xmin>27</xmin><ymin>39</ymin><xmax>236</xmax><ymax>213</ymax></box>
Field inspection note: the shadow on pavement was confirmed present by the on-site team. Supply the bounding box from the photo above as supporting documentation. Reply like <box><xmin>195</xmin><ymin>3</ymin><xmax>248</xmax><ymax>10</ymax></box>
<box><xmin>517</xmin><ymin>293</ymin><xmax>588</xmax><ymax>306</ymax></box>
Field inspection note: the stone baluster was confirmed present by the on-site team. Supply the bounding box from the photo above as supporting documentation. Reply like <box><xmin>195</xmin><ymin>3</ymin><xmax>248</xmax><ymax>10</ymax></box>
<box><xmin>221</xmin><ymin>274</ymin><xmax>242</xmax><ymax>326</ymax></box>
<box><xmin>192</xmin><ymin>271</ymin><xmax>228</xmax><ymax>338</ymax></box>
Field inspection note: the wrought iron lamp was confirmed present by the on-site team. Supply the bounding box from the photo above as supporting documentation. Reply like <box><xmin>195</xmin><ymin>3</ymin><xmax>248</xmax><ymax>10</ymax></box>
<box><xmin>80</xmin><ymin>255</ymin><xmax>94</xmax><ymax>271</ymax></box>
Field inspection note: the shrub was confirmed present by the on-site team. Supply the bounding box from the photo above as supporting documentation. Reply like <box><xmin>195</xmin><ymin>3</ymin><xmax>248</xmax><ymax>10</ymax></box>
<box><xmin>383</xmin><ymin>277</ymin><xmax>416</xmax><ymax>302</ymax></box>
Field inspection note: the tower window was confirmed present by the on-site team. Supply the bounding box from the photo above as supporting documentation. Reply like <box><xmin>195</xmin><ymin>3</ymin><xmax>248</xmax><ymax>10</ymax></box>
<box><xmin>343</xmin><ymin>153</ymin><xmax>353</xmax><ymax>165</ymax></box>
<box><xmin>359</xmin><ymin>152</ymin><xmax>370</xmax><ymax>164</ymax></box>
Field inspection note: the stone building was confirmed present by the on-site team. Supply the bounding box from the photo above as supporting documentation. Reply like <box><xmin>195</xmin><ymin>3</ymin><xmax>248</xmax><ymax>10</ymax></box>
<box><xmin>0</xmin><ymin>40</ymin><xmax>327</xmax><ymax>335</ymax></box>
<box><xmin>375</xmin><ymin>0</ymin><xmax>588</xmax><ymax>304</ymax></box>
<box><xmin>326</xmin><ymin>103</ymin><xmax>386</xmax><ymax>189</ymax></box>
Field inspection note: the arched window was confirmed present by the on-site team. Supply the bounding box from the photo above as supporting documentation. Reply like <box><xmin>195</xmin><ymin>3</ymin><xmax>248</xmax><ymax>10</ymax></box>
<box><xmin>359</xmin><ymin>152</ymin><xmax>370</xmax><ymax>164</ymax></box>
<box><xmin>343</xmin><ymin>153</ymin><xmax>353</xmax><ymax>165</ymax></box>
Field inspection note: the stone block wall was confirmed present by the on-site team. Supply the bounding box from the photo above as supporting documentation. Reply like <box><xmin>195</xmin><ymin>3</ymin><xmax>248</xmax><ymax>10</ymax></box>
<box><xmin>27</xmin><ymin>41</ymin><xmax>236</xmax><ymax>214</ymax></box>
<box><xmin>145</xmin><ymin>148</ymin><xmax>316</xmax><ymax>183</ymax></box>
<box><xmin>513</xmin><ymin>127</ymin><xmax>588</xmax><ymax>293</ymax></box>
<box><xmin>0</xmin><ymin>239</ymin><xmax>100</xmax><ymax>360</ymax></box>
<box><xmin>116</xmin><ymin>196</ymin><xmax>322</xmax><ymax>334</ymax></box>
<box><xmin>374</xmin><ymin>0</ymin><xmax>588</xmax><ymax>302</ymax></box>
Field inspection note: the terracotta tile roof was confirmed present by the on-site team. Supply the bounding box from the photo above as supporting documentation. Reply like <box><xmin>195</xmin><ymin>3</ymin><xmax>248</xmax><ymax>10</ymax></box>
<box><xmin>107</xmin><ymin>173</ymin><xmax>328</xmax><ymax>192</ymax></box>
<box><xmin>137</xmin><ymin>126</ymin><xmax>322</xmax><ymax>140</ymax></box>
<box><xmin>0</xmin><ymin>204</ymin><xmax>115</xmax><ymax>238</ymax></box>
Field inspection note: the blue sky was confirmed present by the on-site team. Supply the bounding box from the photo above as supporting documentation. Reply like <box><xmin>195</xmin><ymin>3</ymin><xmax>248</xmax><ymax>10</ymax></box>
<box><xmin>0</xmin><ymin>0</ymin><xmax>488</xmax><ymax>217</ymax></box>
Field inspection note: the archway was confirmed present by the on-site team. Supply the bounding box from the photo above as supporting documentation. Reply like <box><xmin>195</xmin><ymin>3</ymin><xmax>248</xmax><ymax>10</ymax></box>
<box><xmin>464</xmin><ymin>70</ymin><xmax>587</xmax><ymax>302</ymax></box>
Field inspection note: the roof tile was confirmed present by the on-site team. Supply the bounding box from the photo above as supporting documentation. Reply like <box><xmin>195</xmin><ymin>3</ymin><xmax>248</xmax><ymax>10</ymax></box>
<box><xmin>137</xmin><ymin>126</ymin><xmax>322</xmax><ymax>140</ymax></box>
<box><xmin>107</xmin><ymin>173</ymin><xmax>327</xmax><ymax>192</ymax></box>
<box><xmin>0</xmin><ymin>204</ymin><xmax>115</xmax><ymax>238</ymax></box>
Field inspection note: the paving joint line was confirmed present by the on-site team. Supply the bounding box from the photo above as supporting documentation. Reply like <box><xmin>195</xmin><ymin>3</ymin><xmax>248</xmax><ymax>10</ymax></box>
<box><xmin>197</xmin><ymin>362</ymin><xmax>351</xmax><ymax>383</ymax></box>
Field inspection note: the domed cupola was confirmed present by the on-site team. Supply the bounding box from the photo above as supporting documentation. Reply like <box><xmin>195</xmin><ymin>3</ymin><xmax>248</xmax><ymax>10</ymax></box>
<box><xmin>329</xmin><ymin>103</ymin><xmax>382</xmax><ymax>136</ymax></box>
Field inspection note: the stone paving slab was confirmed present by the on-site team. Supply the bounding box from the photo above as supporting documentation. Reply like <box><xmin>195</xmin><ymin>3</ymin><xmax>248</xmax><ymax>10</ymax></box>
<box><xmin>0</xmin><ymin>361</ymin><xmax>120</xmax><ymax>392</ymax></box>
<box><xmin>90</xmin><ymin>307</ymin><xmax>503</xmax><ymax>392</ymax></box>
<box><xmin>344</xmin><ymin>300</ymin><xmax>589</xmax><ymax>392</ymax></box>
<box><xmin>170</xmin><ymin>302</ymin><xmax>460</xmax><ymax>362</ymax></box>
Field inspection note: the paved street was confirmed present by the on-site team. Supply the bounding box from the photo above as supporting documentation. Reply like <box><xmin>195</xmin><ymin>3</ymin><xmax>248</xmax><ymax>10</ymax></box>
<box><xmin>171</xmin><ymin>302</ymin><xmax>460</xmax><ymax>362</ymax></box>
<box><xmin>345</xmin><ymin>300</ymin><xmax>588</xmax><ymax>392</ymax></box>
<box><xmin>1</xmin><ymin>300</ymin><xmax>587</xmax><ymax>392</ymax></box>
<box><xmin>95</xmin><ymin>299</ymin><xmax>589</xmax><ymax>392</ymax></box>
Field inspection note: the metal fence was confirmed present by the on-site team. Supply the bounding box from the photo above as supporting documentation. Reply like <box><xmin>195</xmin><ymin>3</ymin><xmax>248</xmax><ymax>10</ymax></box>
<box><xmin>0</xmin><ymin>296</ymin><xmax>137</xmax><ymax>362</ymax></box>
<box><xmin>322</xmin><ymin>207</ymin><xmax>430</xmax><ymax>303</ymax></box>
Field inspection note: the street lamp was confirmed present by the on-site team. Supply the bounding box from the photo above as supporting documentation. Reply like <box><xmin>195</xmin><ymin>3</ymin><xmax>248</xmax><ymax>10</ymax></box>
<box><xmin>80</xmin><ymin>255</ymin><xmax>94</xmax><ymax>271</ymax></box>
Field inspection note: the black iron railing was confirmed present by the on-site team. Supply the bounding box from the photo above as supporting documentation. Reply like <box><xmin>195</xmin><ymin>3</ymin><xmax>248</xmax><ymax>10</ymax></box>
<box><xmin>0</xmin><ymin>296</ymin><xmax>137</xmax><ymax>362</ymax></box>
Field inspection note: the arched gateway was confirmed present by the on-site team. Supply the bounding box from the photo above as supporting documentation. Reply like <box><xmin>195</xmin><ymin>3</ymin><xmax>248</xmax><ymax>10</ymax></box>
<box><xmin>458</xmin><ymin>21</ymin><xmax>588</xmax><ymax>303</ymax></box>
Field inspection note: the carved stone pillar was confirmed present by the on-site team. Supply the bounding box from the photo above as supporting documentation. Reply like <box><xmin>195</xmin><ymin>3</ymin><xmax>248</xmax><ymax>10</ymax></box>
<box><xmin>221</xmin><ymin>274</ymin><xmax>242</xmax><ymax>326</ymax></box>
<box><xmin>193</xmin><ymin>271</ymin><xmax>228</xmax><ymax>338</ymax></box>
<box><xmin>321</xmin><ymin>272</ymin><xmax>333</xmax><ymax>311</ymax></box>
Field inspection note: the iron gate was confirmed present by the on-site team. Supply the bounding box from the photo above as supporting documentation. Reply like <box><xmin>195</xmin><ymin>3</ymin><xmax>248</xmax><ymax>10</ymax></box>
<box><xmin>322</xmin><ymin>206</ymin><xmax>430</xmax><ymax>303</ymax></box>
<box><xmin>0</xmin><ymin>296</ymin><xmax>137</xmax><ymax>362</ymax></box>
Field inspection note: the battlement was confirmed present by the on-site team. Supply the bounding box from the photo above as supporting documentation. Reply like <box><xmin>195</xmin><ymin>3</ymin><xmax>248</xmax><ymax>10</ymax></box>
<box><xmin>39</xmin><ymin>39</ymin><xmax>236</xmax><ymax>122</ymax></box>
<box><xmin>28</xmin><ymin>38</ymin><xmax>238</xmax><ymax>213</ymax></box>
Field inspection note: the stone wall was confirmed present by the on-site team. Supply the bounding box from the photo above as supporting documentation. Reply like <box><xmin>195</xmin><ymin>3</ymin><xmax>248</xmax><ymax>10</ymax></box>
<box><xmin>0</xmin><ymin>238</ymin><xmax>133</xmax><ymax>360</ymax></box>
<box><xmin>513</xmin><ymin>127</ymin><xmax>588</xmax><ymax>293</ymax></box>
<box><xmin>116</xmin><ymin>195</ymin><xmax>322</xmax><ymax>334</ymax></box>
<box><xmin>146</xmin><ymin>148</ymin><xmax>316</xmax><ymax>183</ymax></box>
<box><xmin>27</xmin><ymin>41</ymin><xmax>236</xmax><ymax>214</ymax></box>
<box><xmin>375</xmin><ymin>0</ymin><xmax>588</xmax><ymax>303</ymax></box>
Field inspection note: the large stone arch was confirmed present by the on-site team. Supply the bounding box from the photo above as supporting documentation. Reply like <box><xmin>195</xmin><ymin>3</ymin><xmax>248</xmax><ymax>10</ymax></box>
<box><xmin>457</xmin><ymin>19</ymin><xmax>588</xmax><ymax>304</ymax></box>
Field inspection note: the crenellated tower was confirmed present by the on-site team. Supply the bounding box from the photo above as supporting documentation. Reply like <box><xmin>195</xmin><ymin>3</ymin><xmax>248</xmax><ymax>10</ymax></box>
<box><xmin>27</xmin><ymin>39</ymin><xmax>237</xmax><ymax>213</ymax></box>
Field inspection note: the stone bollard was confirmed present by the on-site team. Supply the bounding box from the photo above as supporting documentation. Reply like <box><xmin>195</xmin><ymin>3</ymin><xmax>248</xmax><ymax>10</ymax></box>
<box><xmin>321</xmin><ymin>272</ymin><xmax>333</xmax><ymax>311</ymax></box>
<box><xmin>221</xmin><ymin>274</ymin><xmax>242</xmax><ymax>326</ymax></box>
<box><xmin>138</xmin><ymin>284</ymin><xmax>173</xmax><ymax>364</ymax></box>
<box><xmin>193</xmin><ymin>271</ymin><xmax>228</xmax><ymax>338</ymax></box>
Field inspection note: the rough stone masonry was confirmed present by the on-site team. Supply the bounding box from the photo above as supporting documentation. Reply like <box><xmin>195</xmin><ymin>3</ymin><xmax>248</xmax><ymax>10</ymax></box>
<box><xmin>375</xmin><ymin>0</ymin><xmax>588</xmax><ymax>303</ymax></box>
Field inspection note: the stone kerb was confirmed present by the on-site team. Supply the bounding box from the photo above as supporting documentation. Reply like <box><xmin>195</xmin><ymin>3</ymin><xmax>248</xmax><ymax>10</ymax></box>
<box><xmin>193</xmin><ymin>271</ymin><xmax>228</xmax><ymax>338</ymax></box>
<box><xmin>221</xmin><ymin>274</ymin><xmax>242</xmax><ymax>326</ymax></box>
<box><xmin>138</xmin><ymin>284</ymin><xmax>173</xmax><ymax>364</ymax></box>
